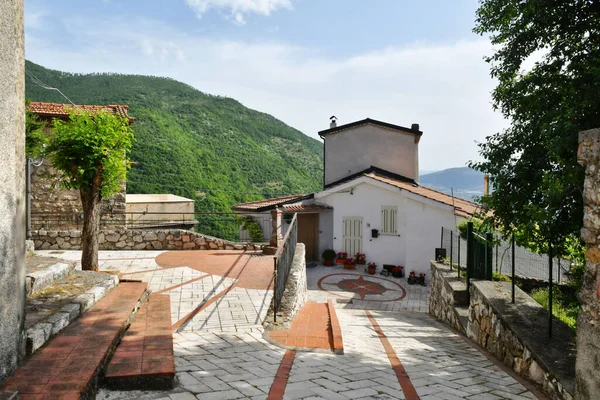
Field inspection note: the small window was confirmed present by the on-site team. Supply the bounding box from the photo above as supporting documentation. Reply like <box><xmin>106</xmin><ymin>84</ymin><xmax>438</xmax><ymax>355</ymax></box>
<box><xmin>381</xmin><ymin>206</ymin><xmax>397</xmax><ymax>235</ymax></box>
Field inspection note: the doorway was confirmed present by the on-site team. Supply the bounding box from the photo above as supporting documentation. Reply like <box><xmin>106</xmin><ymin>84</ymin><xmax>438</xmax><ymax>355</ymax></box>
<box><xmin>297</xmin><ymin>213</ymin><xmax>319</xmax><ymax>262</ymax></box>
<box><xmin>342</xmin><ymin>217</ymin><xmax>363</xmax><ymax>257</ymax></box>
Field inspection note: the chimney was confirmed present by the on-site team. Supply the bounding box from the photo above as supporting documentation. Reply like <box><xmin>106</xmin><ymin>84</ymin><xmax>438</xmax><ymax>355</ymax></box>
<box><xmin>484</xmin><ymin>175</ymin><xmax>490</xmax><ymax>196</ymax></box>
<box><xmin>411</xmin><ymin>123</ymin><xmax>420</xmax><ymax>132</ymax></box>
<box><xmin>330</xmin><ymin>115</ymin><xmax>337</xmax><ymax>128</ymax></box>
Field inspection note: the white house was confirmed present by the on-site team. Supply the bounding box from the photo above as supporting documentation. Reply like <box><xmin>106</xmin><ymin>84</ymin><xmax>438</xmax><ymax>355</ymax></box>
<box><xmin>233</xmin><ymin>117</ymin><xmax>478</xmax><ymax>275</ymax></box>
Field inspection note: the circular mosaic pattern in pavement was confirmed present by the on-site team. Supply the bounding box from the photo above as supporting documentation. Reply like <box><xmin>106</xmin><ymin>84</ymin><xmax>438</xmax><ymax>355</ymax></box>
<box><xmin>317</xmin><ymin>273</ymin><xmax>407</xmax><ymax>302</ymax></box>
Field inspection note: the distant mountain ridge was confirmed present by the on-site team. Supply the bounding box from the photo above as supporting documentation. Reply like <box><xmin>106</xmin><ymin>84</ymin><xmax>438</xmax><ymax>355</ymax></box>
<box><xmin>25</xmin><ymin>60</ymin><xmax>324</xmax><ymax>239</ymax></box>
<box><xmin>419</xmin><ymin>167</ymin><xmax>484</xmax><ymax>202</ymax></box>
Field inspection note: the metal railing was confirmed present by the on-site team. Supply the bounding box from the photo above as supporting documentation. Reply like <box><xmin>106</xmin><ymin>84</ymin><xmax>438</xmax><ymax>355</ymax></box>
<box><xmin>273</xmin><ymin>213</ymin><xmax>298</xmax><ymax>322</ymax></box>
<box><xmin>29</xmin><ymin>211</ymin><xmax>271</xmax><ymax>243</ymax></box>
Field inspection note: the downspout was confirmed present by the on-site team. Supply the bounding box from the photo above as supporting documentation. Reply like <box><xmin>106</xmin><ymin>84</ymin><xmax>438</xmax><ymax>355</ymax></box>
<box><xmin>26</xmin><ymin>158</ymin><xmax>31</xmax><ymax>239</ymax></box>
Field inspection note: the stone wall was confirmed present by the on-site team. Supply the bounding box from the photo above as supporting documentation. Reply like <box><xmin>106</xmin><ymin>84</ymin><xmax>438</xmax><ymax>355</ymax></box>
<box><xmin>30</xmin><ymin>158</ymin><xmax>126</xmax><ymax>230</ymax></box>
<box><xmin>429</xmin><ymin>262</ymin><xmax>467</xmax><ymax>332</ymax></box>
<box><xmin>576</xmin><ymin>128</ymin><xmax>600</xmax><ymax>400</ymax></box>
<box><xmin>467</xmin><ymin>281</ymin><xmax>575</xmax><ymax>400</ymax></box>
<box><xmin>264</xmin><ymin>244</ymin><xmax>307</xmax><ymax>330</ymax></box>
<box><xmin>0</xmin><ymin>0</ymin><xmax>26</xmax><ymax>384</ymax></box>
<box><xmin>30</xmin><ymin>229</ymin><xmax>261</xmax><ymax>251</ymax></box>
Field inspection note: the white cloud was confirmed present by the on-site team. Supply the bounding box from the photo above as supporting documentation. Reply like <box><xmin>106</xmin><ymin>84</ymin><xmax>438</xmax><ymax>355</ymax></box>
<box><xmin>185</xmin><ymin>0</ymin><xmax>292</xmax><ymax>24</ymax></box>
<box><xmin>25</xmin><ymin>17</ymin><xmax>506</xmax><ymax>171</ymax></box>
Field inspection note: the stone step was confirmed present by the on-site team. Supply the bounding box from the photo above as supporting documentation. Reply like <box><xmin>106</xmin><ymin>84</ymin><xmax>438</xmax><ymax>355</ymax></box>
<box><xmin>104</xmin><ymin>293</ymin><xmax>175</xmax><ymax>390</ymax></box>
<box><xmin>26</xmin><ymin>256</ymin><xmax>76</xmax><ymax>297</ymax></box>
<box><xmin>1</xmin><ymin>281</ymin><xmax>148</xmax><ymax>400</ymax></box>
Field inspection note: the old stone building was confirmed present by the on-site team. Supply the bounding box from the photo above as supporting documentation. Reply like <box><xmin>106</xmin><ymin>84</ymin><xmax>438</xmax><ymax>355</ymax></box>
<box><xmin>27</xmin><ymin>102</ymin><xmax>133</xmax><ymax>231</ymax></box>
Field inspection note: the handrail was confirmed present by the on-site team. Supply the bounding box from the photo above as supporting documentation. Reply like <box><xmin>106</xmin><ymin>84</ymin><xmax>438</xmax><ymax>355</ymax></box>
<box><xmin>274</xmin><ymin>213</ymin><xmax>297</xmax><ymax>258</ymax></box>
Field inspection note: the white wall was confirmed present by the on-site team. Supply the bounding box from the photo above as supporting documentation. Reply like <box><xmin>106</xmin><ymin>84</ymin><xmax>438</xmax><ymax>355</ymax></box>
<box><xmin>318</xmin><ymin>210</ymin><xmax>333</xmax><ymax>257</ymax></box>
<box><xmin>324</xmin><ymin>124</ymin><xmax>418</xmax><ymax>185</ymax></box>
<box><xmin>318</xmin><ymin>182</ymin><xmax>457</xmax><ymax>275</ymax></box>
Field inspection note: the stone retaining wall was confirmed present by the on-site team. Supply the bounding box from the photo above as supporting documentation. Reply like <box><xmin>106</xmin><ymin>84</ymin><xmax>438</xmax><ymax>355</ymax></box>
<box><xmin>31</xmin><ymin>229</ymin><xmax>261</xmax><ymax>251</ymax></box>
<box><xmin>265</xmin><ymin>243</ymin><xmax>307</xmax><ymax>330</ymax></box>
<box><xmin>429</xmin><ymin>262</ymin><xmax>467</xmax><ymax>332</ymax></box>
<box><xmin>467</xmin><ymin>281</ymin><xmax>574</xmax><ymax>400</ymax></box>
<box><xmin>576</xmin><ymin>128</ymin><xmax>600</xmax><ymax>400</ymax></box>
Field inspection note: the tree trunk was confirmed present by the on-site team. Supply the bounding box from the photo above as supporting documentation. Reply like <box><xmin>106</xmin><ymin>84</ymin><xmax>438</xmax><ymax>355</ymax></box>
<box><xmin>80</xmin><ymin>187</ymin><xmax>101</xmax><ymax>271</ymax></box>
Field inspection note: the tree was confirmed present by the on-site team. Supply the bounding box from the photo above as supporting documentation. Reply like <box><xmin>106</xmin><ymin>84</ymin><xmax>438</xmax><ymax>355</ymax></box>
<box><xmin>471</xmin><ymin>0</ymin><xmax>600</xmax><ymax>255</ymax></box>
<box><xmin>25</xmin><ymin>101</ymin><xmax>47</xmax><ymax>158</ymax></box>
<box><xmin>48</xmin><ymin>110</ymin><xmax>134</xmax><ymax>271</ymax></box>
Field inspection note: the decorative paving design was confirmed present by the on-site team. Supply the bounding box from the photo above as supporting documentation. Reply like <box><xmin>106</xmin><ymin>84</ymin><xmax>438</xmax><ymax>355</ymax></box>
<box><xmin>317</xmin><ymin>273</ymin><xmax>407</xmax><ymax>302</ymax></box>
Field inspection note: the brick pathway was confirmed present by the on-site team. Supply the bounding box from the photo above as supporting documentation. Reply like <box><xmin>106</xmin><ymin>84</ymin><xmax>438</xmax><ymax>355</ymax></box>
<box><xmin>36</xmin><ymin>251</ymin><xmax>539</xmax><ymax>400</ymax></box>
<box><xmin>1</xmin><ymin>282</ymin><xmax>148</xmax><ymax>399</ymax></box>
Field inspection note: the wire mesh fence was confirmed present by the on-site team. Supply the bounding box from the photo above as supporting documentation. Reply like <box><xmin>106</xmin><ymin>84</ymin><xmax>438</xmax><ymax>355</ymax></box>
<box><xmin>440</xmin><ymin>227</ymin><xmax>571</xmax><ymax>283</ymax></box>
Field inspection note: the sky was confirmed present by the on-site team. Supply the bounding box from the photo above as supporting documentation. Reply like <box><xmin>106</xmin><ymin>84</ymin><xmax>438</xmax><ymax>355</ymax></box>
<box><xmin>24</xmin><ymin>0</ymin><xmax>507</xmax><ymax>172</ymax></box>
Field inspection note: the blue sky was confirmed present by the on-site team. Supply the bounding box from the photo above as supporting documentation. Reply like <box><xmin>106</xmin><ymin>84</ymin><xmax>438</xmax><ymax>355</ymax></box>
<box><xmin>24</xmin><ymin>0</ymin><xmax>506</xmax><ymax>171</ymax></box>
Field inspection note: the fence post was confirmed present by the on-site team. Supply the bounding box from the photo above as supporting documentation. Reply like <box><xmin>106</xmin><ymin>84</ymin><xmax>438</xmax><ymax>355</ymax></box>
<box><xmin>466</xmin><ymin>222</ymin><xmax>474</xmax><ymax>304</ymax></box>
<box><xmin>548</xmin><ymin>243</ymin><xmax>553</xmax><ymax>339</ymax></box>
<box><xmin>512</xmin><ymin>234</ymin><xmax>516</xmax><ymax>304</ymax></box>
<box><xmin>273</xmin><ymin>256</ymin><xmax>278</xmax><ymax>323</ymax></box>
<box><xmin>450</xmin><ymin>231</ymin><xmax>453</xmax><ymax>271</ymax></box>
<box><xmin>486</xmin><ymin>232</ymin><xmax>493</xmax><ymax>280</ymax></box>
<box><xmin>458</xmin><ymin>235</ymin><xmax>461</xmax><ymax>278</ymax></box>
<box><xmin>440</xmin><ymin>227</ymin><xmax>444</xmax><ymax>249</ymax></box>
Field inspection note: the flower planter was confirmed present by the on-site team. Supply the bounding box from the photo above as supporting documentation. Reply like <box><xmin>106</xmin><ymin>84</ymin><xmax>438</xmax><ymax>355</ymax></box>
<box><xmin>336</xmin><ymin>259</ymin><xmax>346</xmax><ymax>264</ymax></box>
<box><xmin>344</xmin><ymin>263</ymin><xmax>356</xmax><ymax>270</ymax></box>
<box><xmin>367</xmin><ymin>266</ymin><xmax>376</xmax><ymax>275</ymax></box>
<box><xmin>323</xmin><ymin>259</ymin><xmax>334</xmax><ymax>266</ymax></box>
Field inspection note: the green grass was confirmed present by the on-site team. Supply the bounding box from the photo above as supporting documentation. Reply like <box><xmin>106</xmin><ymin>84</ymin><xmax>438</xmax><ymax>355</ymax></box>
<box><xmin>530</xmin><ymin>287</ymin><xmax>578</xmax><ymax>330</ymax></box>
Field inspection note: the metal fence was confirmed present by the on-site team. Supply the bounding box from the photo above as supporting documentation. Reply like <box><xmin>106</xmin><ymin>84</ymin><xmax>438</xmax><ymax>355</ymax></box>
<box><xmin>440</xmin><ymin>226</ymin><xmax>571</xmax><ymax>283</ymax></box>
<box><xmin>30</xmin><ymin>211</ymin><xmax>272</xmax><ymax>243</ymax></box>
<box><xmin>273</xmin><ymin>213</ymin><xmax>298</xmax><ymax>323</ymax></box>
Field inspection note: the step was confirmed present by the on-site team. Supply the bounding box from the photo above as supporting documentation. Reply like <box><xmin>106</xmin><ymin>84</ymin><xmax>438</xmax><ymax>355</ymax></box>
<box><xmin>454</xmin><ymin>305</ymin><xmax>470</xmax><ymax>335</ymax></box>
<box><xmin>1</xmin><ymin>281</ymin><xmax>148</xmax><ymax>400</ymax></box>
<box><xmin>26</xmin><ymin>256</ymin><xmax>75</xmax><ymax>297</ymax></box>
<box><xmin>104</xmin><ymin>294</ymin><xmax>175</xmax><ymax>390</ymax></box>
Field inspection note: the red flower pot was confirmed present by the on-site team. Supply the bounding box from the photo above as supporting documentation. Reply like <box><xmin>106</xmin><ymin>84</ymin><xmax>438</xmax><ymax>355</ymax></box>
<box><xmin>367</xmin><ymin>266</ymin><xmax>376</xmax><ymax>275</ymax></box>
<box><xmin>323</xmin><ymin>259</ymin><xmax>334</xmax><ymax>266</ymax></box>
<box><xmin>344</xmin><ymin>263</ymin><xmax>356</xmax><ymax>270</ymax></box>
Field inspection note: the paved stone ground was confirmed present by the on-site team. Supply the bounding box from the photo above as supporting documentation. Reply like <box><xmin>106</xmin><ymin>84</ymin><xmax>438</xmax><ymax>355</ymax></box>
<box><xmin>37</xmin><ymin>251</ymin><xmax>539</xmax><ymax>399</ymax></box>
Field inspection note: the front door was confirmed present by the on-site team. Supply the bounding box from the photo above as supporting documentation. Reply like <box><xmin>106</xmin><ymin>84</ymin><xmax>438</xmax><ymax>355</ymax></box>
<box><xmin>297</xmin><ymin>213</ymin><xmax>319</xmax><ymax>261</ymax></box>
<box><xmin>342</xmin><ymin>217</ymin><xmax>362</xmax><ymax>257</ymax></box>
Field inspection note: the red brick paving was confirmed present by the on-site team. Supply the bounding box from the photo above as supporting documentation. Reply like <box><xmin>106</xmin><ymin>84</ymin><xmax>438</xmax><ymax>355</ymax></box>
<box><xmin>365</xmin><ymin>310</ymin><xmax>420</xmax><ymax>400</ymax></box>
<box><xmin>268</xmin><ymin>301</ymin><xmax>343</xmax><ymax>352</ymax></box>
<box><xmin>105</xmin><ymin>294</ymin><xmax>174</xmax><ymax>389</ymax></box>
<box><xmin>0</xmin><ymin>282</ymin><xmax>147</xmax><ymax>399</ymax></box>
<box><xmin>155</xmin><ymin>250</ymin><xmax>274</xmax><ymax>290</ymax></box>
<box><xmin>267</xmin><ymin>349</ymin><xmax>296</xmax><ymax>400</ymax></box>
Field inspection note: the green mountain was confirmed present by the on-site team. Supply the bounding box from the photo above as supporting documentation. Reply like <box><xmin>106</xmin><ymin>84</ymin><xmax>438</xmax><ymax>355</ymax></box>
<box><xmin>419</xmin><ymin>167</ymin><xmax>484</xmax><ymax>201</ymax></box>
<box><xmin>25</xmin><ymin>60</ymin><xmax>323</xmax><ymax>239</ymax></box>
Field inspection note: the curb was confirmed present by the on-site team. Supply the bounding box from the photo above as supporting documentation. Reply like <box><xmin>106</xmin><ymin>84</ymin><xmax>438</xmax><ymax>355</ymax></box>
<box><xmin>327</xmin><ymin>299</ymin><xmax>344</xmax><ymax>355</ymax></box>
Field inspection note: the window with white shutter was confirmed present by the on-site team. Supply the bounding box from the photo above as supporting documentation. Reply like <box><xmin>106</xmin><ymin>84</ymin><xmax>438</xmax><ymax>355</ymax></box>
<box><xmin>381</xmin><ymin>206</ymin><xmax>397</xmax><ymax>235</ymax></box>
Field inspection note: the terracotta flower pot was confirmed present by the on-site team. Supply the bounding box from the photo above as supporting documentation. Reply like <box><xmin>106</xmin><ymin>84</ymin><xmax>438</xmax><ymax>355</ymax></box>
<box><xmin>344</xmin><ymin>263</ymin><xmax>356</xmax><ymax>270</ymax></box>
<box><xmin>367</xmin><ymin>266</ymin><xmax>376</xmax><ymax>275</ymax></box>
<box><xmin>323</xmin><ymin>259</ymin><xmax>334</xmax><ymax>266</ymax></box>
<box><xmin>336</xmin><ymin>259</ymin><xmax>346</xmax><ymax>264</ymax></box>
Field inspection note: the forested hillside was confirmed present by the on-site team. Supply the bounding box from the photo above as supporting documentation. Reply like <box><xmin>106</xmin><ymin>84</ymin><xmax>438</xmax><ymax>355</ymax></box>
<box><xmin>25</xmin><ymin>61</ymin><xmax>323</xmax><ymax>238</ymax></box>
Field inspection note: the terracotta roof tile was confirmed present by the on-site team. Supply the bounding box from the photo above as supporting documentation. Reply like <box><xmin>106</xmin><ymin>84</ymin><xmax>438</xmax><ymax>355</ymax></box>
<box><xmin>364</xmin><ymin>172</ymin><xmax>479</xmax><ymax>218</ymax></box>
<box><xmin>283</xmin><ymin>204</ymin><xmax>332</xmax><ymax>212</ymax></box>
<box><xmin>232</xmin><ymin>194</ymin><xmax>306</xmax><ymax>211</ymax></box>
<box><xmin>28</xmin><ymin>101</ymin><xmax>134</xmax><ymax>122</ymax></box>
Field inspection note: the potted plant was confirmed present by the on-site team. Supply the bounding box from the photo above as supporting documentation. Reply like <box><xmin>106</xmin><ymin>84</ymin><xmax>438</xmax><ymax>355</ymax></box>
<box><xmin>355</xmin><ymin>253</ymin><xmax>366</xmax><ymax>265</ymax></box>
<box><xmin>336</xmin><ymin>252</ymin><xmax>348</xmax><ymax>264</ymax></box>
<box><xmin>407</xmin><ymin>270</ymin><xmax>418</xmax><ymax>285</ymax></box>
<box><xmin>343</xmin><ymin>258</ymin><xmax>356</xmax><ymax>270</ymax></box>
<box><xmin>322</xmin><ymin>249</ymin><xmax>336</xmax><ymax>266</ymax></box>
<box><xmin>418</xmin><ymin>272</ymin><xmax>426</xmax><ymax>286</ymax></box>
<box><xmin>391</xmin><ymin>265</ymin><xmax>404</xmax><ymax>278</ymax></box>
<box><xmin>367</xmin><ymin>262</ymin><xmax>377</xmax><ymax>275</ymax></box>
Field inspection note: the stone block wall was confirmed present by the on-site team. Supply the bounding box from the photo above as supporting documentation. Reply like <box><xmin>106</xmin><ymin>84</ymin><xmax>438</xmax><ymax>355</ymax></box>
<box><xmin>429</xmin><ymin>262</ymin><xmax>466</xmax><ymax>332</ymax></box>
<box><xmin>467</xmin><ymin>281</ymin><xmax>574</xmax><ymax>400</ymax></box>
<box><xmin>576</xmin><ymin>128</ymin><xmax>600</xmax><ymax>400</ymax></box>
<box><xmin>30</xmin><ymin>229</ymin><xmax>261</xmax><ymax>251</ymax></box>
<box><xmin>265</xmin><ymin>244</ymin><xmax>307</xmax><ymax>330</ymax></box>
<box><xmin>30</xmin><ymin>159</ymin><xmax>126</xmax><ymax>230</ymax></box>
